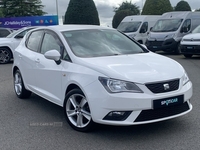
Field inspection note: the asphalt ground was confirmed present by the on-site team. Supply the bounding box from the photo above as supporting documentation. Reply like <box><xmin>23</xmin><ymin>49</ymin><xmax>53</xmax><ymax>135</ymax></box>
<box><xmin>0</xmin><ymin>53</ymin><xmax>200</xmax><ymax>150</ymax></box>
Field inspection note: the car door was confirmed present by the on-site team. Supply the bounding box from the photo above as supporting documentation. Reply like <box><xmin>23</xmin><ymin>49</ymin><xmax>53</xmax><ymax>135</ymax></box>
<box><xmin>12</xmin><ymin>28</ymin><xmax>35</xmax><ymax>50</ymax></box>
<box><xmin>139</xmin><ymin>22</ymin><xmax>148</xmax><ymax>44</ymax></box>
<box><xmin>33</xmin><ymin>30</ymin><xmax>64</xmax><ymax>104</ymax></box>
<box><xmin>19</xmin><ymin>30</ymin><xmax>44</xmax><ymax>89</ymax></box>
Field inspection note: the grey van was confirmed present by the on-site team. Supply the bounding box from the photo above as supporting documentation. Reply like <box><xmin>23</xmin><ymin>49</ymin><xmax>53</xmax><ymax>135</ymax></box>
<box><xmin>146</xmin><ymin>11</ymin><xmax>200</xmax><ymax>53</ymax></box>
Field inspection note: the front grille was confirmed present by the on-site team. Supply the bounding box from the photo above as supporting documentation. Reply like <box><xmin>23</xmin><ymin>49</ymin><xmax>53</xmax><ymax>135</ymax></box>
<box><xmin>181</xmin><ymin>45</ymin><xmax>200</xmax><ymax>53</ymax></box>
<box><xmin>150</xmin><ymin>41</ymin><xmax>163</xmax><ymax>46</ymax></box>
<box><xmin>134</xmin><ymin>102</ymin><xmax>190</xmax><ymax>122</ymax></box>
<box><xmin>145</xmin><ymin>79</ymin><xmax>179</xmax><ymax>94</ymax></box>
<box><xmin>183</xmin><ymin>39</ymin><xmax>200</xmax><ymax>42</ymax></box>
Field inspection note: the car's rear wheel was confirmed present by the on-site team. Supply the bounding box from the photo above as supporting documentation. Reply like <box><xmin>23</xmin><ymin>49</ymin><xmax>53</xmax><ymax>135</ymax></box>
<box><xmin>64</xmin><ymin>89</ymin><xmax>94</xmax><ymax>132</ymax></box>
<box><xmin>0</xmin><ymin>48</ymin><xmax>12</xmax><ymax>64</ymax></box>
<box><xmin>184</xmin><ymin>54</ymin><xmax>193</xmax><ymax>58</ymax></box>
<box><xmin>14</xmin><ymin>69</ymin><xmax>32</xmax><ymax>99</ymax></box>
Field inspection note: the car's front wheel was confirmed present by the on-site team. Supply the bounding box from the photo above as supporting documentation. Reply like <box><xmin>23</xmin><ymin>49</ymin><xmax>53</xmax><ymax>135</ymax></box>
<box><xmin>64</xmin><ymin>89</ymin><xmax>94</xmax><ymax>132</ymax></box>
<box><xmin>0</xmin><ymin>47</ymin><xmax>12</xmax><ymax>64</ymax></box>
<box><xmin>175</xmin><ymin>43</ymin><xmax>181</xmax><ymax>54</ymax></box>
<box><xmin>14</xmin><ymin>69</ymin><xmax>32</xmax><ymax>99</ymax></box>
<box><xmin>184</xmin><ymin>54</ymin><xmax>193</xmax><ymax>58</ymax></box>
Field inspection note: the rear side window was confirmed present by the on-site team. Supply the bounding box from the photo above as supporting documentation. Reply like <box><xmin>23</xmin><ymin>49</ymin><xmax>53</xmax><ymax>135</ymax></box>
<box><xmin>27</xmin><ymin>30</ymin><xmax>44</xmax><ymax>52</ymax></box>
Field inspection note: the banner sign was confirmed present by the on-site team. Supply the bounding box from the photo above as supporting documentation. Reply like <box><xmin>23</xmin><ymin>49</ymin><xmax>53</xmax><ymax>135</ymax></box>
<box><xmin>0</xmin><ymin>15</ymin><xmax>58</xmax><ymax>29</ymax></box>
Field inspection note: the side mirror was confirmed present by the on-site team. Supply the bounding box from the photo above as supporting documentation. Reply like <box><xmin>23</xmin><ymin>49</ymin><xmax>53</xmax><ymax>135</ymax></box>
<box><xmin>150</xmin><ymin>27</ymin><xmax>153</xmax><ymax>31</ymax></box>
<box><xmin>44</xmin><ymin>50</ymin><xmax>61</xmax><ymax>65</ymax></box>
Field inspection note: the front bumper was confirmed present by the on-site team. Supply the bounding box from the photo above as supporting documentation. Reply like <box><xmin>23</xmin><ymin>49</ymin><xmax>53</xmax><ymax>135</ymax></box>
<box><xmin>180</xmin><ymin>45</ymin><xmax>200</xmax><ymax>55</ymax></box>
<box><xmin>84</xmin><ymin>80</ymin><xmax>193</xmax><ymax>126</ymax></box>
<box><xmin>146</xmin><ymin>38</ymin><xmax>178</xmax><ymax>52</ymax></box>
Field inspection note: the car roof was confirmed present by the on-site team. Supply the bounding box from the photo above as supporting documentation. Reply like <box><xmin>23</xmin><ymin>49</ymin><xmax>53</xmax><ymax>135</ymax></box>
<box><xmin>36</xmin><ymin>25</ymin><xmax>114</xmax><ymax>32</ymax></box>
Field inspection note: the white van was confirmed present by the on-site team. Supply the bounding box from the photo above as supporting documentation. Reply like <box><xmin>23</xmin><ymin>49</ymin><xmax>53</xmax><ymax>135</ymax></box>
<box><xmin>117</xmin><ymin>15</ymin><xmax>161</xmax><ymax>44</ymax></box>
<box><xmin>180</xmin><ymin>25</ymin><xmax>200</xmax><ymax>58</ymax></box>
<box><xmin>146</xmin><ymin>11</ymin><xmax>200</xmax><ymax>53</ymax></box>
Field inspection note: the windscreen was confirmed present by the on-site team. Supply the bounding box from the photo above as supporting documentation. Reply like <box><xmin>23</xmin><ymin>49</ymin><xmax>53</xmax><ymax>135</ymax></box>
<box><xmin>117</xmin><ymin>22</ymin><xmax>142</xmax><ymax>33</ymax></box>
<box><xmin>151</xmin><ymin>19</ymin><xmax>183</xmax><ymax>32</ymax></box>
<box><xmin>62</xmin><ymin>29</ymin><xmax>147</xmax><ymax>58</ymax></box>
<box><xmin>192</xmin><ymin>25</ymin><xmax>200</xmax><ymax>33</ymax></box>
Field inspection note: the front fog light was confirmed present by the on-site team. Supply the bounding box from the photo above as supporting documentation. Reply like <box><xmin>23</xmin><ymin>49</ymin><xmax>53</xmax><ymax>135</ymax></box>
<box><xmin>103</xmin><ymin>111</ymin><xmax>132</xmax><ymax>121</ymax></box>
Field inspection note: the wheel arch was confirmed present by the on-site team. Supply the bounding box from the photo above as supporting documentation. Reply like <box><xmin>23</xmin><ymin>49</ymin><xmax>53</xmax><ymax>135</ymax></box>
<box><xmin>64</xmin><ymin>84</ymin><xmax>82</xmax><ymax>105</ymax></box>
<box><xmin>13</xmin><ymin>66</ymin><xmax>19</xmax><ymax>76</ymax></box>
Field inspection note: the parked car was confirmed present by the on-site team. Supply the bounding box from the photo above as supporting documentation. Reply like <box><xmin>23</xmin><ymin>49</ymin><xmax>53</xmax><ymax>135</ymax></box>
<box><xmin>0</xmin><ymin>27</ymin><xmax>14</xmax><ymax>37</ymax></box>
<box><xmin>0</xmin><ymin>26</ymin><xmax>36</xmax><ymax>64</ymax></box>
<box><xmin>146</xmin><ymin>11</ymin><xmax>200</xmax><ymax>53</ymax></box>
<box><xmin>180</xmin><ymin>25</ymin><xmax>200</xmax><ymax>58</ymax></box>
<box><xmin>117</xmin><ymin>15</ymin><xmax>161</xmax><ymax>44</ymax></box>
<box><xmin>13</xmin><ymin>25</ymin><xmax>193</xmax><ymax>132</ymax></box>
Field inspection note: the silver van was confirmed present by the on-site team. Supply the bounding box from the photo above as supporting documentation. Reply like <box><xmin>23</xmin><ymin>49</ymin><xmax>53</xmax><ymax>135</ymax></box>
<box><xmin>146</xmin><ymin>11</ymin><xmax>200</xmax><ymax>53</ymax></box>
<box><xmin>117</xmin><ymin>15</ymin><xmax>161</xmax><ymax>44</ymax></box>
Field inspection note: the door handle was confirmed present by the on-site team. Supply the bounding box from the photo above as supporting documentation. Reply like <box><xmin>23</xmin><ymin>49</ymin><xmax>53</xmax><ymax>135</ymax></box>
<box><xmin>18</xmin><ymin>54</ymin><xmax>22</xmax><ymax>59</ymax></box>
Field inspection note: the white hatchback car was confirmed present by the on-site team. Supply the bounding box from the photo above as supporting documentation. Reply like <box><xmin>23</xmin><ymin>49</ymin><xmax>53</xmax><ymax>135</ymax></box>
<box><xmin>13</xmin><ymin>25</ymin><xmax>193</xmax><ymax>132</ymax></box>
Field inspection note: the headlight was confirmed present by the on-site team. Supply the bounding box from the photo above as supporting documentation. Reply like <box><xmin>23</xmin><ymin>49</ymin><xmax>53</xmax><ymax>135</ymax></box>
<box><xmin>99</xmin><ymin>77</ymin><xmax>143</xmax><ymax>93</ymax></box>
<box><xmin>182</xmin><ymin>72</ymin><xmax>189</xmax><ymax>86</ymax></box>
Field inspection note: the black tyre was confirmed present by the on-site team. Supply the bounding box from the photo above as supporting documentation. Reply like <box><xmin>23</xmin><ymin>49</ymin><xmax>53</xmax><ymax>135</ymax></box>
<box><xmin>175</xmin><ymin>43</ymin><xmax>181</xmax><ymax>54</ymax></box>
<box><xmin>0</xmin><ymin>47</ymin><xmax>12</xmax><ymax>64</ymax></box>
<box><xmin>14</xmin><ymin>69</ymin><xmax>32</xmax><ymax>99</ymax></box>
<box><xmin>64</xmin><ymin>89</ymin><xmax>94</xmax><ymax>132</ymax></box>
<box><xmin>184</xmin><ymin>54</ymin><xmax>193</xmax><ymax>58</ymax></box>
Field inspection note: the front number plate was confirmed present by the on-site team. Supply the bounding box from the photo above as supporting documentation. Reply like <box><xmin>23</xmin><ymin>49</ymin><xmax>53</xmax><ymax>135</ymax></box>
<box><xmin>153</xmin><ymin>95</ymin><xmax>184</xmax><ymax>109</ymax></box>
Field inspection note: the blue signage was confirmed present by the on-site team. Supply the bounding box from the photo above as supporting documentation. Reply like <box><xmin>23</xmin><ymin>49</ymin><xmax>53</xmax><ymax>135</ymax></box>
<box><xmin>0</xmin><ymin>15</ymin><xmax>58</xmax><ymax>29</ymax></box>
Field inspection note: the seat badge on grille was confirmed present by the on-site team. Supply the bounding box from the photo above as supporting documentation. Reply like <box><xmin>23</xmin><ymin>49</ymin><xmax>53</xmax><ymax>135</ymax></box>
<box><xmin>163</xmin><ymin>83</ymin><xmax>170</xmax><ymax>91</ymax></box>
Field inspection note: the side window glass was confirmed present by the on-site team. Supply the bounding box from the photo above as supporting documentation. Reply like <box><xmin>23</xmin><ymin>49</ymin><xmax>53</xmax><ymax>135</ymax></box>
<box><xmin>16</xmin><ymin>28</ymin><xmax>33</xmax><ymax>38</ymax></box>
<box><xmin>27</xmin><ymin>30</ymin><xmax>43</xmax><ymax>52</ymax></box>
<box><xmin>140</xmin><ymin>22</ymin><xmax>148</xmax><ymax>33</ymax></box>
<box><xmin>181</xmin><ymin>19</ymin><xmax>191</xmax><ymax>33</ymax></box>
<box><xmin>41</xmin><ymin>33</ymin><xmax>62</xmax><ymax>54</ymax></box>
<box><xmin>0</xmin><ymin>29</ymin><xmax>10</xmax><ymax>37</ymax></box>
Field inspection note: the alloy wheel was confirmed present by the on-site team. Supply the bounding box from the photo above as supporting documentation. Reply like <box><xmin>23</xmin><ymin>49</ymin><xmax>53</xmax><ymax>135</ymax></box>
<box><xmin>0</xmin><ymin>49</ymin><xmax>11</xmax><ymax>64</ymax></box>
<box><xmin>14</xmin><ymin>72</ymin><xmax>23</xmax><ymax>96</ymax></box>
<box><xmin>66</xmin><ymin>94</ymin><xmax>92</xmax><ymax>128</ymax></box>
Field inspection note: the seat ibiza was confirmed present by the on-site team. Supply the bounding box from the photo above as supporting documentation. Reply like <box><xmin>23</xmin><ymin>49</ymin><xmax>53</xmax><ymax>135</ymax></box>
<box><xmin>12</xmin><ymin>25</ymin><xmax>193</xmax><ymax>132</ymax></box>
